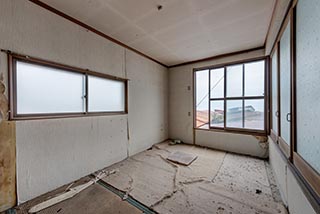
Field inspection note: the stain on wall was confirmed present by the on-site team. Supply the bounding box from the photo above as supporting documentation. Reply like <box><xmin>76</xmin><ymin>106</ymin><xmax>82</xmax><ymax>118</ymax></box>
<box><xmin>0</xmin><ymin>73</ymin><xmax>8</xmax><ymax>122</ymax></box>
<box><xmin>0</xmin><ymin>72</ymin><xmax>16</xmax><ymax>212</ymax></box>
<box><xmin>0</xmin><ymin>0</ymin><xmax>168</xmax><ymax>204</ymax></box>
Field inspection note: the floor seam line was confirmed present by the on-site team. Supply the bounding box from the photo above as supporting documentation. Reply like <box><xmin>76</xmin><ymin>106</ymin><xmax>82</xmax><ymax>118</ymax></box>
<box><xmin>211</xmin><ymin>152</ymin><xmax>227</xmax><ymax>183</ymax></box>
<box><xmin>92</xmin><ymin>176</ymin><xmax>158</xmax><ymax>214</ymax></box>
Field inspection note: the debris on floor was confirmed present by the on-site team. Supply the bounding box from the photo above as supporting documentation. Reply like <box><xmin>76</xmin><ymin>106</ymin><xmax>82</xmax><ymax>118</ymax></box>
<box><xmin>103</xmin><ymin>141</ymin><xmax>287</xmax><ymax>214</ymax></box>
<box><xmin>15</xmin><ymin>177</ymin><xmax>143</xmax><ymax>214</ymax></box>
<box><xmin>169</xmin><ymin>139</ymin><xmax>182</xmax><ymax>145</ymax></box>
<box><xmin>167</xmin><ymin>151</ymin><xmax>197</xmax><ymax>166</ymax></box>
<box><xmin>28</xmin><ymin>170</ymin><xmax>117</xmax><ymax>213</ymax></box>
<box><xmin>15</xmin><ymin>141</ymin><xmax>287</xmax><ymax>214</ymax></box>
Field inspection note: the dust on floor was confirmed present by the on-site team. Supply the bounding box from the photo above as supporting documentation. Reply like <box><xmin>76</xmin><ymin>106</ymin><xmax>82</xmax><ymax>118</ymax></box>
<box><xmin>14</xmin><ymin>177</ymin><xmax>143</xmax><ymax>214</ymax></box>
<box><xmin>14</xmin><ymin>141</ymin><xmax>286</xmax><ymax>214</ymax></box>
<box><xmin>103</xmin><ymin>142</ymin><xmax>286</xmax><ymax>214</ymax></box>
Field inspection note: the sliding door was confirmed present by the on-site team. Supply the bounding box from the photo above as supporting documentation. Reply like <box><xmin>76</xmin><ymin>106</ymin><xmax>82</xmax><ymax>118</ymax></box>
<box><xmin>279</xmin><ymin>20</ymin><xmax>291</xmax><ymax>154</ymax></box>
<box><xmin>295</xmin><ymin>0</ymin><xmax>320</xmax><ymax>195</ymax></box>
<box><xmin>271</xmin><ymin>47</ymin><xmax>279</xmax><ymax>141</ymax></box>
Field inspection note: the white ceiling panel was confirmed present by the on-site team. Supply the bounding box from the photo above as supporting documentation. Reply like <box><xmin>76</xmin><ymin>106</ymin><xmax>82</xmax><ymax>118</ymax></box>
<box><xmin>39</xmin><ymin>0</ymin><xmax>276</xmax><ymax>66</ymax></box>
<box><xmin>111</xmin><ymin>24</ymin><xmax>147</xmax><ymax>44</ymax></box>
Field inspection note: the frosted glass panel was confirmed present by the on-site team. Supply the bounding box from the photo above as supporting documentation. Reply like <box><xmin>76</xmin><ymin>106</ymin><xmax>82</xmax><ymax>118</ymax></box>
<box><xmin>226</xmin><ymin>65</ymin><xmax>243</xmax><ymax>97</ymax></box>
<box><xmin>226</xmin><ymin>100</ymin><xmax>243</xmax><ymax>128</ymax></box>
<box><xmin>88</xmin><ymin>76</ymin><xmax>125</xmax><ymax>112</ymax></box>
<box><xmin>210</xmin><ymin>68</ymin><xmax>224</xmax><ymax>98</ymax></box>
<box><xmin>210</xmin><ymin>101</ymin><xmax>224</xmax><ymax>127</ymax></box>
<box><xmin>280</xmin><ymin>22</ymin><xmax>291</xmax><ymax>145</ymax></box>
<box><xmin>195</xmin><ymin>70</ymin><xmax>209</xmax><ymax>128</ymax></box>
<box><xmin>244</xmin><ymin>61</ymin><xmax>265</xmax><ymax>96</ymax></box>
<box><xmin>244</xmin><ymin>99</ymin><xmax>264</xmax><ymax>130</ymax></box>
<box><xmin>271</xmin><ymin>49</ymin><xmax>278</xmax><ymax>133</ymax></box>
<box><xmin>296</xmin><ymin>0</ymin><xmax>320</xmax><ymax>173</ymax></box>
<box><xmin>16</xmin><ymin>61</ymin><xmax>85</xmax><ymax>114</ymax></box>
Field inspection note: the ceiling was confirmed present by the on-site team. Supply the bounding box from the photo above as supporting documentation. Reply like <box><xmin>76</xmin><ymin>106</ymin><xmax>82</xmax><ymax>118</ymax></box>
<box><xmin>39</xmin><ymin>0</ymin><xmax>276</xmax><ymax>66</ymax></box>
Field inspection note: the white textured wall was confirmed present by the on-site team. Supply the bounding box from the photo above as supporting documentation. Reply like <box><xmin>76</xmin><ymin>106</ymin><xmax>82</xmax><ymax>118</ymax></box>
<box><xmin>127</xmin><ymin>50</ymin><xmax>168</xmax><ymax>155</ymax></box>
<box><xmin>169</xmin><ymin>49</ymin><xmax>268</xmax><ymax>158</ymax></box>
<box><xmin>0</xmin><ymin>0</ymin><xmax>168</xmax><ymax>203</ymax></box>
<box><xmin>269</xmin><ymin>139</ymin><xmax>317</xmax><ymax>214</ymax></box>
<box><xmin>196</xmin><ymin>130</ymin><xmax>268</xmax><ymax>157</ymax></box>
<box><xmin>15</xmin><ymin>117</ymin><xmax>128</xmax><ymax>203</ymax></box>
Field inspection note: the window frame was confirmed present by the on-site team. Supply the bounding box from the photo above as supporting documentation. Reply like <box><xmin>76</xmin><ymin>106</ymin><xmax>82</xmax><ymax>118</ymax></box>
<box><xmin>193</xmin><ymin>56</ymin><xmax>269</xmax><ymax>136</ymax></box>
<box><xmin>8</xmin><ymin>53</ymin><xmax>128</xmax><ymax>120</ymax></box>
<box><xmin>269</xmin><ymin>0</ymin><xmax>320</xmax><ymax>209</ymax></box>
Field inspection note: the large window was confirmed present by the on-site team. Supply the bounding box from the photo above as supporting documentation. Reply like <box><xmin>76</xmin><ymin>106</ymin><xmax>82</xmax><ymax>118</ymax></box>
<box><xmin>194</xmin><ymin>58</ymin><xmax>266</xmax><ymax>134</ymax></box>
<box><xmin>10</xmin><ymin>54</ymin><xmax>127</xmax><ymax>119</ymax></box>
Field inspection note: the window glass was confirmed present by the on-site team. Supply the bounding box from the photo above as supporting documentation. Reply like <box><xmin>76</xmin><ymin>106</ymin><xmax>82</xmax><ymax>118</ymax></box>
<box><xmin>210</xmin><ymin>68</ymin><xmax>224</xmax><ymax>98</ymax></box>
<box><xmin>226</xmin><ymin>100</ymin><xmax>243</xmax><ymax>128</ymax></box>
<box><xmin>16</xmin><ymin>61</ymin><xmax>85</xmax><ymax>114</ymax></box>
<box><xmin>194</xmin><ymin>59</ymin><xmax>265</xmax><ymax>132</ymax></box>
<box><xmin>296</xmin><ymin>0</ymin><xmax>320</xmax><ymax>173</ymax></box>
<box><xmin>88</xmin><ymin>76</ymin><xmax>125</xmax><ymax>112</ymax></box>
<box><xmin>271</xmin><ymin>49</ymin><xmax>279</xmax><ymax>134</ymax></box>
<box><xmin>244</xmin><ymin>99</ymin><xmax>264</xmax><ymax>130</ymax></box>
<box><xmin>244</xmin><ymin>61</ymin><xmax>265</xmax><ymax>96</ymax></box>
<box><xmin>195</xmin><ymin>70</ymin><xmax>209</xmax><ymax>128</ymax></box>
<box><xmin>226</xmin><ymin>65</ymin><xmax>243</xmax><ymax>97</ymax></box>
<box><xmin>210</xmin><ymin>101</ymin><xmax>224</xmax><ymax>127</ymax></box>
<box><xmin>280</xmin><ymin>22</ymin><xmax>291</xmax><ymax>145</ymax></box>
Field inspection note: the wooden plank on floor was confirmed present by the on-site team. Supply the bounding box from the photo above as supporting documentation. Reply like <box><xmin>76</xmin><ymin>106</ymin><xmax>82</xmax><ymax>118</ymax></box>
<box><xmin>16</xmin><ymin>177</ymin><xmax>142</xmax><ymax>214</ymax></box>
<box><xmin>167</xmin><ymin>151</ymin><xmax>197</xmax><ymax>166</ymax></box>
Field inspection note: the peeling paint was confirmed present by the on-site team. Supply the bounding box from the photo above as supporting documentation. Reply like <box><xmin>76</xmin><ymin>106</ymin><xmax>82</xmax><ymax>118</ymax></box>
<box><xmin>255</xmin><ymin>136</ymin><xmax>269</xmax><ymax>150</ymax></box>
<box><xmin>0</xmin><ymin>121</ymin><xmax>16</xmax><ymax>212</ymax></box>
<box><xmin>0</xmin><ymin>73</ymin><xmax>9</xmax><ymax>123</ymax></box>
<box><xmin>0</xmin><ymin>71</ymin><xmax>15</xmax><ymax>212</ymax></box>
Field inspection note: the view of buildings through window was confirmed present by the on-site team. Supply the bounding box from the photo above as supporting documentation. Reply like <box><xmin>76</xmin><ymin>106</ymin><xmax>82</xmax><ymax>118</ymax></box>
<box><xmin>195</xmin><ymin>59</ymin><xmax>265</xmax><ymax>132</ymax></box>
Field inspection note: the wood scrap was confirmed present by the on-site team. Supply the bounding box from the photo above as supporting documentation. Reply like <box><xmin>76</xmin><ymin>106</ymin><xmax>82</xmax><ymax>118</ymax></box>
<box><xmin>28</xmin><ymin>169</ymin><xmax>117</xmax><ymax>213</ymax></box>
<box><xmin>167</xmin><ymin>151</ymin><xmax>197</xmax><ymax>166</ymax></box>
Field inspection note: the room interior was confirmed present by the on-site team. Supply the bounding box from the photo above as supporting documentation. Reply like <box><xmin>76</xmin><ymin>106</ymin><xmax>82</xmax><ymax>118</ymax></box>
<box><xmin>0</xmin><ymin>0</ymin><xmax>319</xmax><ymax>213</ymax></box>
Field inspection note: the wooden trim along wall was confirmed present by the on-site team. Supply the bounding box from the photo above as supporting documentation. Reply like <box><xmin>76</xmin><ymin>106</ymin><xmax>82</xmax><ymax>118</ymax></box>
<box><xmin>170</xmin><ymin>46</ymin><xmax>265</xmax><ymax>68</ymax></box>
<box><xmin>269</xmin><ymin>0</ymin><xmax>320</xmax><ymax>211</ymax></box>
<box><xmin>28</xmin><ymin>1</ymin><xmax>267</xmax><ymax>69</ymax></box>
<box><xmin>28</xmin><ymin>0</ymin><xmax>167</xmax><ymax>68</ymax></box>
<box><xmin>193</xmin><ymin>57</ymin><xmax>268</xmax><ymax>136</ymax></box>
<box><xmin>6</xmin><ymin>51</ymin><xmax>129</xmax><ymax>120</ymax></box>
<box><xmin>293</xmin><ymin>154</ymin><xmax>320</xmax><ymax>201</ymax></box>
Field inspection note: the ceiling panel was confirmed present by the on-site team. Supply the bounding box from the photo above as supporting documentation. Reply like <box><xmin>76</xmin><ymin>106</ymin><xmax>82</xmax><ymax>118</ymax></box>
<box><xmin>39</xmin><ymin>0</ymin><xmax>276</xmax><ymax>66</ymax></box>
<box><xmin>111</xmin><ymin>24</ymin><xmax>147</xmax><ymax>44</ymax></box>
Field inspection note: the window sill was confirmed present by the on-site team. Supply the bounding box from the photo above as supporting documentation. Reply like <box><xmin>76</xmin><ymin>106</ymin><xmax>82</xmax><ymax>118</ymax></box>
<box><xmin>10</xmin><ymin>112</ymin><xmax>128</xmax><ymax>121</ymax></box>
<box><xmin>194</xmin><ymin>126</ymin><xmax>267</xmax><ymax>136</ymax></box>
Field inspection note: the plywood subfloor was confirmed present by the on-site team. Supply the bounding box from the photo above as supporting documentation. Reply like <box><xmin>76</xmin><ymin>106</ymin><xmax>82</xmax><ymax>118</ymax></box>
<box><xmin>103</xmin><ymin>142</ymin><xmax>287</xmax><ymax>214</ymax></box>
<box><xmin>14</xmin><ymin>141</ymin><xmax>286</xmax><ymax>214</ymax></box>
<box><xmin>15</xmin><ymin>177</ymin><xmax>142</xmax><ymax>214</ymax></box>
